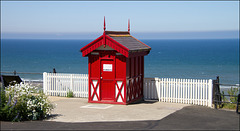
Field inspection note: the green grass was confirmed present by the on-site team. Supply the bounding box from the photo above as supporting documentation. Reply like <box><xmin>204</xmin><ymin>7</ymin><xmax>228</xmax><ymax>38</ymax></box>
<box><xmin>66</xmin><ymin>90</ymin><xmax>74</xmax><ymax>98</ymax></box>
<box><xmin>221</xmin><ymin>103</ymin><xmax>238</xmax><ymax>110</ymax></box>
<box><xmin>220</xmin><ymin>87</ymin><xmax>239</xmax><ymax>110</ymax></box>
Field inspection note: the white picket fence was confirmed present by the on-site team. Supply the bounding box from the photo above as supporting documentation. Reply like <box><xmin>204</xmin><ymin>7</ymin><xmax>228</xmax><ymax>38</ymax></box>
<box><xmin>43</xmin><ymin>73</ymin><xmax>213</xmax><ymax>107</ymax></box>
<box><xmin>43</xmin><ymin>72</ymin><xmax>88</xmax><ymax>97</ymax></box>
<box><xmin>144</xmin><ymin>78</ymin><xmax>213</xmax><ymax>107</ymax></box>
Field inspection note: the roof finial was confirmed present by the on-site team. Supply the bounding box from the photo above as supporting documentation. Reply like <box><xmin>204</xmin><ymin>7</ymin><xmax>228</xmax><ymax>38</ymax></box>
<box><xmin>104</xmin><ymin>16</ymin><xmax>106</xmax><ymax>31</ymax></box>
<box><xmin>128</xmin><ymin>19</ymin><xmax>130</xmax><ymax>33</ymax></box>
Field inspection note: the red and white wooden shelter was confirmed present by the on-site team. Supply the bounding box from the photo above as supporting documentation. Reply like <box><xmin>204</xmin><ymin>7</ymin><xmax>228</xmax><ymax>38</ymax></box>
<box><xmin>80</xmin><ymin>17</ymin><xmax>151</xmax><ymax>104</ymax></box>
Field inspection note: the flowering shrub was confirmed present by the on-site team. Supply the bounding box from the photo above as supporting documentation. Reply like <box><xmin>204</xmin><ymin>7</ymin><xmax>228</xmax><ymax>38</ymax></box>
<box><xmin>0</xmin><ymin>82</ymin><xmax>53</xmax><ymax>121</ymax></box>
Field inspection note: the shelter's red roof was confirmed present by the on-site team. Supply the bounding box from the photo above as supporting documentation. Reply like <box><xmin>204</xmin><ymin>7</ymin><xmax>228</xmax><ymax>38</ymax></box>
<box><xmin>80</xmin><ymin>31</ymin><xmax>151</xmax><ymax>57</ymax></box>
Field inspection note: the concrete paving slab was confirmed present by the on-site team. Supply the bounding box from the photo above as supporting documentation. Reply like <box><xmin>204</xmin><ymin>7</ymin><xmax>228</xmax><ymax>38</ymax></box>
<box><xmin>81</xmin><ymin>104</ymin><xmax>114</xmax><ymax>109</ymax></box>
<box><xmin>46</xmin><ymin>96</ymin><xmax>189</xmax><ymax>123</ymax></box>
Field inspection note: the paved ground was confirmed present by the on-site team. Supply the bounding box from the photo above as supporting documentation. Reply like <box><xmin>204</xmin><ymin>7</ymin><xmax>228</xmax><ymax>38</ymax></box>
<box><xmin>46</xmin><ymin>96</ymin><xmax>188</xmax><ymax>123</ymax></box>
<box><xmin>1</xmin><ymin>97</ymin><xmax>239</xmax><ymax>130</ymax></box>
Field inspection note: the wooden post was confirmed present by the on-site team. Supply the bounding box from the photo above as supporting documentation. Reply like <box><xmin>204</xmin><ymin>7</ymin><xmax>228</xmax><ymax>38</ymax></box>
<box><xmin>43</xmin><ymin>72</ymin><xmax>47</xmax><ymax>94</ymax></box>
<box><xmin>212</xmin><ymin>76</ymin><xmax>221</xmax><ymax>108</ymax></box>
<box><xmin>208</xmin><ymin>79</ymin><xmax>213</xmax><ymax>107</ymax></box>
<box><xmin>70</xmin><ymin>74</ymin><xmax>73</xmax><ymax>92</ymax></box>
<box><xmin>236</xmin><ymin>94</ymin><xmax>240</xmax><ymax>113</ymax></box>
<box><xmin>212</xmin><ymin>76</ymin><xmax>221</xmax><ymax>109</ymax></box>
<box><xmin>155</xmin><ymin>77</ymin><xmax>160</xmax><ymax>101</ymax></box>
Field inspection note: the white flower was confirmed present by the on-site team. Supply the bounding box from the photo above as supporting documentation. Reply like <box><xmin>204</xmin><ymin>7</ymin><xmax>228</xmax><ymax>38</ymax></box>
<box><xmin>4</xmin><ymin>82</ymin><xmax>54</xmax><ymax>120</ymax></box>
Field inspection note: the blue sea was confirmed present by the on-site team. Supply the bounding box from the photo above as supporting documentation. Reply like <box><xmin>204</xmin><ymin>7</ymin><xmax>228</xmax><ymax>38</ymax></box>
<box><xmin>1</xmin><ymin>39</ymin><xmax>239</xmax><ymax>85</ymax></box>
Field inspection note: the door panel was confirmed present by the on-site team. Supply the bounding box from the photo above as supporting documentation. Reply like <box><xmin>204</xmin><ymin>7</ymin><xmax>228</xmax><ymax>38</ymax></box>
<box><xmin>100</xmin><ymin>59</ymin><xmax>115</xmax><ymax>100</ymax></box>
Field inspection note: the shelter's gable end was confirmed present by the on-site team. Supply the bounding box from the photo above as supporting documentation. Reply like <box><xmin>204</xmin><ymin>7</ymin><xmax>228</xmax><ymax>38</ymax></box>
<box><xmin>105</xmin><ymin>35</ymin><xmax>129</xmax><ymax>57</ymax></box>
<box><xmin>81</xmin><ymin>34</ymin><xmax>129</xmax><ymax>57</ymax></box>
<box><xmin>81</xmin><ymin>36</ymin><xmax>104</xmax><ymax>57</ymax></box>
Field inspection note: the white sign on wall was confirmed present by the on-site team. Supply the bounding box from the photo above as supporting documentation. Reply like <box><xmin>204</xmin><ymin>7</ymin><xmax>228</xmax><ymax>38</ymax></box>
<box><xmin>103</xmin><ymin>64</ymin><xmax>112</xmax><ymax>72</ymax></box>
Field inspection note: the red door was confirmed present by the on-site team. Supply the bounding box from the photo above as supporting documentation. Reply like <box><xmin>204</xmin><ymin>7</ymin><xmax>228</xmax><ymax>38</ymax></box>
<box><xmin>100</xmin><ymin>59</ymin><xmax>115</xmax><ymax>101</ymax></box>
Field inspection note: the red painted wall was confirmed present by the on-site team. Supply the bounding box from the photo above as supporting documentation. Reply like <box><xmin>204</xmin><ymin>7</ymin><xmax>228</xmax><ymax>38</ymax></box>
<box><xmin>88</xmin><ymin>51</ymin><xmax>127</xmax><ymax>104</ymax></box>
<box><xmin>126</xmin><ymin>55</ymin><xmax>144</xmax><ymax>103</ymax></box>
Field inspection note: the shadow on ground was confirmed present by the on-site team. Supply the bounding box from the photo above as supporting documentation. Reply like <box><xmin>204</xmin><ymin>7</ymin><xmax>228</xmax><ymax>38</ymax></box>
<box><xmin>45</xmin><ymin>114</ymin><xmax>62</xmax><ymax>121</ymax></box>
<box><xmin>128</xmin><ymin>99</ymin><xmax>159</xmax><ymax>105</ymax></box>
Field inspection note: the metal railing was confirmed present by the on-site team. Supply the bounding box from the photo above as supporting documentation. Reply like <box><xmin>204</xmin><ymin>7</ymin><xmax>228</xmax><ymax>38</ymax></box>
<box><xmin>212</xmin><ymin>76</ymin><xmax>240</xmax><ymax>114</ymax></box>
<box><xmin>0</xmin><ymin>71</ymin><xmax>42</xmax><ymax>75</ymax></box>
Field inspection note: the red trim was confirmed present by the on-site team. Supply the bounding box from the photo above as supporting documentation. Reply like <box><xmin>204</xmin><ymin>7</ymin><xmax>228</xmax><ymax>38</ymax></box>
<box><xmin>124</xmin><ymin>79</ymin><xmax>127</xmax><ymax>103</ymax></box>
<box><xmin>126</xmin><ymin>95</ymin><xmax>143</xmax><ymax>104</ymax></box>
<box><xmin>126</xmin><ymin>74</ymin><xmax>143</xmax><ymax>103</ymax></box>
<box><xmin>90</xmin><ymin>79</ymin><xmax>100</xmax><ymax>101</ymax></box>
<box><xmin>115</xmin><ymin>81</ymin><xmax>124</xmax><ymax>102</ymax></box>
<box><xmin>80</xmin><ymin>35</ymin><xmax>103</xmax><ymax>57</ymax></box>
<box><xmin>105</xmin><ymin>35</ymin><xmax>129</xmax><ymax>57</ymax></box>
<box><xmin>80</xmin><ymin>34</ymin><xmax>131</xmax><ymax>57</ymax></box>
<box><xmin>81</xmin><ymin>35</ymin><xmax>103</xmax><ymax>51</ymax></box>
<box><xmin>128</xmin><ymin>78</ymin><xmax>133</xmax><ymax>101</ymax></box>
<box><xmin>88</xmin><ymin>100</ymin><xmax>127</xmax><ymax>105</ymax></box>
<box><xmin>88</xmin><ymin>58</ymin><xmax>91</xmax><ymax>101</ymax></box>
<box><xmin>103</xmin><ymin>31</ymin><xmax>106</xmax><ymax>47</ymax></box>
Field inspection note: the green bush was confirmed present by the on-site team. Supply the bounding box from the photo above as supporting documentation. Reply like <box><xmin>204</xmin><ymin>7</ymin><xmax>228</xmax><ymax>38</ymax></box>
<box><xmin>221</xmin><ymin>87</ymin><xmax>239</xmax><ymax>110</ymax></box>
<box><xmin>227</xmin><ymin>87</ymin><xmax>238</xmax><ymax>103</ymax></box>
<box><xmin>67</xmin><ymin>90</ymin><xmax>74</xmax><ymax>97</ymax></box>
<box><xmin>0</xmin><ymin>82</ymin><xmax>54</xmax><ymax>121</ymax></box>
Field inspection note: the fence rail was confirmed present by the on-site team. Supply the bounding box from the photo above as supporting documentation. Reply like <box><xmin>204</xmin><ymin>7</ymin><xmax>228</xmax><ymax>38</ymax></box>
<box><xmin>144</xmin><ymin>78</ymin><xmax>213</xmax><ymax>107</ymax></box>
<box><xmin>43</xmin><ymin>73</ymin><xmax>213</xmax><ymax>107</ymax></box>
<box><xmin>43</xmin><ymin>72</ymin><xmax>88</xmax><ymax>97</ymax></box>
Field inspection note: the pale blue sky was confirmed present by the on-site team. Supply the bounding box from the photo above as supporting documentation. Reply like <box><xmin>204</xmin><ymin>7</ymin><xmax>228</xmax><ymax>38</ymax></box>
<box><xmin>1</xmin><ymin>1</ymin><xmax>239</xmax><ymax>39</ymax></box>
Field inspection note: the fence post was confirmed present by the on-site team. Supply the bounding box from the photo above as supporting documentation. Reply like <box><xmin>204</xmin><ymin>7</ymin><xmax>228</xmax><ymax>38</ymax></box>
<box><xmin>43</xmin><ymin>72</ymin><xmax>47</xmax><ymax>94</ymax></box>
<box><xmin>208</xmin><ymin>79</ymin><xmax>213</xmax><ymax>108</ymax></box>
<box><xmin>70</xmin><ymin>74</ymin><xmax>73</xmax><ymax>92</ymax></box>
<box><xmin>155</xmin><ymin>77</ymin><xmax>160</xmax><ymax>101</ymax></box>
